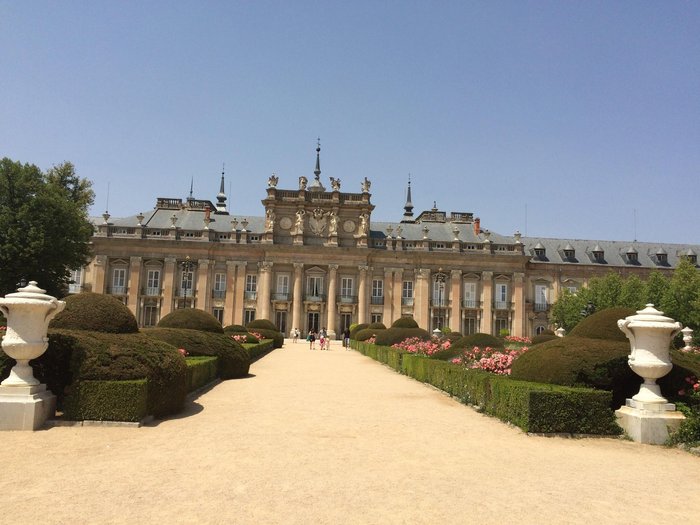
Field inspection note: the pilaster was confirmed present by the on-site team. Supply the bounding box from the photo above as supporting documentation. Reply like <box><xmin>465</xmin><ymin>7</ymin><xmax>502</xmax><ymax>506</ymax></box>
<box><xmin>224</xmin><ymin>261</ymin><xmax>237</xmax><ymax>326</ymax></box>
<box><xmin>383</xmin><ymin>269</ymin><xmax>394</xmax><ymax>325</ymax></box>
<box><xmin>196</xmin><ymin>259</ymin><xmax>210</xmax><ymax>311</ymax></box>
<box><xmin>481</xmin><ymin>271</ymin><xmax>493</xmax><ymax>335</ymax></box>
<box><xmin>161</xmin><ymin>257</ymin><xmax>177</xmax><ymax>317</ymax></box>
<box><xmin>233</xmin><ymin>261</ymin><xmax>247</xmax><ymax>325</ymax></box>
<box><xmin>450</xmin><ymin>269</ymin><xmax>462</xmax><ymax>332</ymax></box>
<box><xmin>415</xmin><ymin>268</ymin><xmax>431</xmax><ymax>330</ymax></box>
<box><xmin>257</xmin><ymin>261</ymin><xmax>273</xmax><ymax>321</ymax></box>
<box><xmin>127</xmin><ymin>256</ymin><xmax>142</xmax><ymax>318</ymax></box>
<box><xmin>291</xmin><ymin>263</ymin><xmax>304</xmax><ymax>333</ymax></box>
<box><xmin>358</xmin><ymin>265</ymin><xmax>369</xmax><ymax>324</ymax></box>
<box><xmin>513</xmin><ymin>272</ymin><xmax>525</xmax><ymax>337</ymax></box>
<box><xmin>326</xmin><ymin>264</ymin><xmax>338</xmax><ymax>337</ymax></box>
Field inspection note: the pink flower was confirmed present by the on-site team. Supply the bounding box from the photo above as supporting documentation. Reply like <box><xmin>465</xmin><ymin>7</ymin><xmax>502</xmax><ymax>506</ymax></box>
<box><xmin>178</xmin><ymin>348</ymin><xmax>188</xmax><ymax>356</ymax></box>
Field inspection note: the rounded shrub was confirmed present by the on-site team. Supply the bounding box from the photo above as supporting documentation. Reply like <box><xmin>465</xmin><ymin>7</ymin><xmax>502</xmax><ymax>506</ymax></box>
<box><xmin>144</xmin><ymin>327</ymin><xmax>250</xmax><ymax>379</ymax></box>
<box><xmin>251</xmin><ymin>328</ymin><xmax>284</xmax><ymax>348</ymax></box>
<box><xmin>452</xmin><ymin>333</ymin><xmax>504</xmax><ymax>350</ymax></box>
<box><xmin>224</xmin><ymin>324</ymin><xmax>248</xmax><ymax>334</ymax></box>
<box><xmin>531</xmin><ymin>334</ymin><xmax>558</xmax><ymax>345</ymax></box>
<box><xmin>350</xmin><ymin>323</ymin><xmax>369</xmax><ymax>340</ymax></box>
<box><xmin>374</xmin><ymin>327</ymin><xmax>430</xmax><ymax>346</ymax></box>
<box><xmin>157</xmin><ymin>308</ymin><xmax>224</xmax><ymax>334</ymax></box>
<box><xmin>246</xmin><ymin>319</ymin><xmax>278</xmax><ymax>331</ymax></box>
<box><xmin>355</xmin><ymin>328</ymin><xmax>383</xmax><ymax>341</ymax></box>
<box><xmin>392</xmin><ymin>317</ymin><xmax>419</xmax><ymax>329</ymax></box>
<box><xmin>50</xmin><ymin>293</ymin><xmax>138</xmax><ymax>334</ymax></box>
<box><xmin>569</xmin><ymin>307</ymin><xmax>635</xmax><ymax>342</ymax></box>
<box><xmin>368</xmin><ymin>322</ymin><xmax>386</xmax><ymax>330</ymax></box>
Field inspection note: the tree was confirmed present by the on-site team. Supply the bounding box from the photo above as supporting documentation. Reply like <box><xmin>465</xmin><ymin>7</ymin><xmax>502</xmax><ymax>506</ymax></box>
<box><xmin>550</xmin><ymin>288</ymin><xmax>589</xmax><ymax>332</ymax></box>
<box><xmin>587</xmin><ymin>272</ymin><xmax>623</xmax><ymax>310</ymax></box>
<box><xmin>619</xmin><ymin>275</ymin><xmax>646</xmax><ymax>310</ymax></box>
<box><xmin>661</xmin><ymin>257</ymin><xmax>700</xmax><ymax>330</ymax></box>
<box><xmin>0</xmin><ymin>158</ymin><xmax>94</xmax><ymax>298</ymax></box>
<box><xmin>644</xmin><ymin>270</ymin><xmax>669</xmax><ymax>308</ymax></box>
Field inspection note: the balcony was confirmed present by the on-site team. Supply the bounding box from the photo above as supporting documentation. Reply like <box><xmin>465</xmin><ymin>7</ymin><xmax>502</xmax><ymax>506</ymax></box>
<box><xmin>534</xmin><ymin>302</ymin><xmax>549</xmax><ymax>312</ymax></box>
<box><xmin>401</xmin><ymin>297</ymin><xmax>414</xmax><ymax>306</ymax></box>
<box><xmin>370</xmin><ymin>296</ymin><xmax>384</xmax><ymax>305</ymax></box>
<box><xmin>494</xmin><ymin>301</ymin><xmax>511</xmax><ymax>310</ymax></box>
<box><xmin>462</xmin><ymin>299</ymin><xmax>480</xmax><ymax>309</ymax></box>
<box><xmin>176</xmin><ymin>288</ymin><xmax>196</xmax><ymax>298</ymax></box>
<box><xmin>68</xmin><ymin>284</ymin><xmax>83</xmax><ymax>294</ymax></box>
<box><xmin>142</xmin><ymin>287</ymin><xmax>162</xmax><ymax>297</ymax></box>
<box><xmin>338</xmin><ymin>294</ymin><xmax>358</xmax><ymax>304</ymax></box>
<box><xmin>211</xmin><ymin>289</ymin><xmax>226</xmax><ymax>299</ymax></box>
<box><xmin>244</xmin><ymin>291</ymin><xmax>257</xmax><ymax>301</ymax></box>
<box><xmin>304</xmin><ymin>294</ymin><xmax>326</xmax><ymax>302</ymax></box>
<box><xmin>431</xmin><ymin>298</ymin><xmax>448</xmax><ymax>308</ymax></box>
<box><xmin>107</xmin><ymin>286</ymin><xmax>128</xmax><ymax>295</ymax></box>
<box><xmin>272</xmin><ymin>292</ymin><xmax>292</xmax><ymax>301</ymax></box>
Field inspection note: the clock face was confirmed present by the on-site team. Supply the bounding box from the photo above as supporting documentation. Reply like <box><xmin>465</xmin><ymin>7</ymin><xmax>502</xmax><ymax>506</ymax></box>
<box><xmin>280</xmin><ymin>217</ymin><xmax>293</xmax><ymax>230</ymax></box>
<box><xmin>343</xmin><ymin>219</ymin><xmax>356</xmax><ymax>233</ymax></box>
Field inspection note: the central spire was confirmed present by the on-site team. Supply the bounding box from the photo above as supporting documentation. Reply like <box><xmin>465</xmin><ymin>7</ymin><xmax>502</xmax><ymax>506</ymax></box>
<box><xmin>402</xmin><ymin>174</ymin><xmax>415</xmax><ymax>222</ymax></box>
<box><xmin>309</xmin><ymin>138</ymin><xmax>326</xmax><ymax>192</ymax></box>
<box><xmin>216</xmin><ymin>162</ymin><xmax>227</xmax><ymax>212</ymax></box>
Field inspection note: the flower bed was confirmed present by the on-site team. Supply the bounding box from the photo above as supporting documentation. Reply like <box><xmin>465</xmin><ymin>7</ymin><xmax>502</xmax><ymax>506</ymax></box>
<box><xmin>392</xmin><ymin>336</ymin><xmax>451</xmax><ymax>357</ymax></box>
<box><xmin>451</xmin><ymin>345</ymin><xmax>530</xmax><ymax>375</ymax></box>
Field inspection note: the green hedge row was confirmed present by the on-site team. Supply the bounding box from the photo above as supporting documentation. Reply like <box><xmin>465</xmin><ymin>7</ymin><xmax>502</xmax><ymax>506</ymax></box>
<box><xmin>244</xmin><ymin>339</ymin><xmax>275</xmax><ymax>362</ymax></box>
<box><xmin>186</xmin><ymin>356</ymin><xmax>219</xmax><ymax>392</ymax></box>
<box><xmin>352</xmin><ymin>341</ymin><xmax>622</xmax><ymax>435</ymax></box>
<box><xmin>63</xmin><ymin>379</ymin><xmax>149</xmax><ymax>422</ymax></box>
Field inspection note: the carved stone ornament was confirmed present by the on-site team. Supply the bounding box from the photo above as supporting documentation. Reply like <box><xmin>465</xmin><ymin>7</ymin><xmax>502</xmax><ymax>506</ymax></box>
<box><xmin>309</xmin><ymin>208</ymin><xmax>327</xmax><ymax>236</ymax></box>
<box><xmin>328</xmin><ymin>212</ymin><xmax>338</xmax><ymax>235</ymax></box>
<box><xmin>279</xmin><ymin>217</ymin><xmax>292</xmax><ymax>230</ymax></box>
<box><xmin>361</xmin><ymin>177</ymin><xmax>371</xmax><ymax>193</ymax></box>
<box><xmin>265</xmin><ymin>208</ymin><xmax>275</xmax><ymax>232</ymax></box>
<box><xmin>268</xmin><ymin>174</ymin><xmax>279</xmax><ymax>188</ymax></box>
<box><xmin>343</xmin><ymin>220</ymin><xmax>356</xmax><ymax>233</ymax></box>
<box><xmin>330</xmin><ymin>177</ymin><xmax>341</xmax><ymax>191</ymax></box>
<box><xmin>299</xmin><ymin>176</ymin><xmax>308</xmax><ymax>191</ymax></box>
<box><xmin>294</xmin><ymin>210</ymin><xmax>305</xmax><ymax>234</ymax></box>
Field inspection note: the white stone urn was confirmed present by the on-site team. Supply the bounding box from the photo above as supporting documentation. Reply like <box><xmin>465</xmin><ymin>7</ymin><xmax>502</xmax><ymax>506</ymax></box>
<box><xmin>617</xmin><ymin>304</ymin><xmax>681</xmax><ymax>405</ymax></box>
<box><xmin>0</xmin><ymin>281</ymin><xmax>65</xmax><ymax>386</ymax></box>
<box><xmin>681</xmin><ymin>326</ymin><xmax>694</xmax><ymax>351</ymax></box>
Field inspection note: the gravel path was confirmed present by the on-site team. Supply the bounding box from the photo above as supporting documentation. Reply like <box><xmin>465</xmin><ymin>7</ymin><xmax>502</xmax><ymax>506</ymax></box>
<box><xmin>2</xmin><ymin>340</ymin><xmax>699</xmax><ymax>524</ymax></box>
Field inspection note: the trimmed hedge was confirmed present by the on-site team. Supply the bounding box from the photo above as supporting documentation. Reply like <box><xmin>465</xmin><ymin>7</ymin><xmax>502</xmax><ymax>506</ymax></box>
<box><xmin>350</xmin><ymin>323</ymin><xmax>369</xmax><ymax>340</ymax></box>
<box><xmin>531</xmin><ymin>334</ymin><xmax>558</xmax><ymax>345</ymax></box>
<box><xmin>569</xmin><ymin>307</ymin><xmax>635</xmax><ymax>342</ymax></box>
<box><xmin>224</xmin><ymin>324</ymin><xmax>247</xmax><ymax>334</ymax></box>
<box><xmin>143</xmin><ymin>327</ymin><xmax>250</xmax><ymax>379</ymax></box>
<box><xmin>245</xmin><ymin>339</ymin><xmax>276</xmax><ymax>362</ymax></box>
<box><xmin>186</xmin><ymin>356</ymin><xmax>218</xmax><ymax>392</ymax></box>
<box><xmin>50</xmin><ymin>293</ymin><xmax>138</xmax><ymax>334</ymax></box>
<box><xmin>252</xmin><ymin>328</ymin><xmax>284</xmax><ymax>348</ymax></box>
<box><xmin>355</xmin><ymin>328</ymin><xmax>383</xmax><ymax>341</ymax></box>
<box><xmin>158</xmin><ymin>308</ymin><xmax>224</xmax><ymax>334</ymax></box>
<box><xmin>392</xmin><ymin>317</ymin><xmax>419</xmax><ymax>329</ymax></box>
<box><xmin>246</xmin><ymin>319</ymin><xmax>278</xmax><ymax>331</ymax></box>
<box><xmin>63</xmin><ymin>379</ymin><xmax>149</xmax><ymax>422</ymax></box>
<box><xmin>373</xmin><ymin>327</ymin><xmax>430</xmax><ymax>346</ymax></box>
<box><xmin>453</xmin><ymin>332</ymin><xmax>504</xmax><ymax>350</ymax></box>
<box><xmin>368</xmin><ymin>322</ymin><xmax>387</xmax><ymax>330</ymax></box>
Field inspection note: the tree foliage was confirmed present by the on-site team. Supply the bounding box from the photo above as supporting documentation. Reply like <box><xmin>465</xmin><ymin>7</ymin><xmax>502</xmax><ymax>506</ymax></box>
<box><xmin>0</xmin><ymin>158</ymin><xmax>94</xmax><ymax>297</ymax></box>
<box><xmin>660</xmin><ymin>257</ymin><xmax>700</xmax><ymax>331</ymax></box>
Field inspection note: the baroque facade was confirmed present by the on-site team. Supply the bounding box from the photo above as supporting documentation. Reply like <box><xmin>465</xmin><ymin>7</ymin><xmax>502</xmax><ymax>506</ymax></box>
<box><xmin>77</xmin><ymin>148</ymin><xmax>699</xmax><ymax>338</ymax></box>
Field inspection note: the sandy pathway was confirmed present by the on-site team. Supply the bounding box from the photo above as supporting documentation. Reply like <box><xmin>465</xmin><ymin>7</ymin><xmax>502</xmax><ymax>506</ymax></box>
<box><xmin>1</xmin><ymin>340</ymin><xmax>699</xmax><ymax>524</ymax></box>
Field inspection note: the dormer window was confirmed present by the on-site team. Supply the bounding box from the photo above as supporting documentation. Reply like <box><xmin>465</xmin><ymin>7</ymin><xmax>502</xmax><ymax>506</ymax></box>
<box><xmin>533</xmin><ymin>242</ymin><xmax>546</xmax><ymax>260</ymax></box>
<box><xmin>592</xmin><ymin>245</ymin><xmax>605</xmax><ymax>263</ymax></box>
<box><xmin>563</xmin><ymin>243</ymin><xmax>575</xmax><ymax>261</ymax></box>
<box><xmin>655</xmin><ymin>249</ymin><xmax>668</xmax><ymax>265</ymax></box>
<box><xmin>626</xmin><ymin>247</ymin><xmax>639</xmax><ymax>264</ymax></box>
<box><xmin>682</xmin><ymin>249</ymin><xmax>698</xmax><ymax>265</ymax></box>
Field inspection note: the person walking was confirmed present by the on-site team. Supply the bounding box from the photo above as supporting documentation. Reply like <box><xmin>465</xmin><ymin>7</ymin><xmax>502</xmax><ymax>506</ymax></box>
<box><xmin>292</xmin><ymin>328</ymin><xmax>298</xmax><ymax>343</ymax></box>
<box><xmin>343</xmin><ymin>327</ymin><xmax>351</xmax><ymax>349</ymax></box>
<box><xmin>308</xmin><ymin>331</ymin><xmax>316</xmax><ymax>350</ymax></box>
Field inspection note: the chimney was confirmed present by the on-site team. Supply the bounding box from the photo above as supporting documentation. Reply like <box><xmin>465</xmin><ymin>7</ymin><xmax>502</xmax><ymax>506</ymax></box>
<box><xmin>204</xmin><ymin>205</ymin><xmax>211</xmax><ymax>221</ymax></box>
<box><xmin>474</xmin><ymin>217</ymin><xmax>481</xmax><ymax>236</ymax></box>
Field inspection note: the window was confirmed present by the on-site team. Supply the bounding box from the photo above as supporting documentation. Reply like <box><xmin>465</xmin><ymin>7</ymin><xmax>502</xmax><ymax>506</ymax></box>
<box><xmin>371</xmin><ymin>279</ymin><xmax>383</xmax><ymax>304</ymax></box>
<box><xmin>495</xmin><ymin>317</ymin><xmax>510</xmax><ymax>334</ymax></box>
<box><xmin>341</xmin><ymin>277</ymin><xmax>354</xmax><ymax>298</ymax></box>
<box><xmin>307</xmin><ymin>276</ymin><xmax>323</xmax><ymax>298</ymax></box>
<box><xmin>463</xmin><ymin>282</ymin><xmax>477</xmax><ymax>308</ymax></box>
<box><xmin>146</xmin><ymin>270</ymin><xmax>160</xmax><ymax>296</ymax></box>
<box><xmin>402</xmin><ymin>280</ymin><xmax>414</xmax><ymax>305</ymax></box>
<box><xmin>275</xmin><ymin>311</ymin><xmax>287</xmax><ymax>334</ymax></box>
<box><xmin>276</xmin><ymin>274</ymin><xmax>290</xmax><ymax>294</ymax></box>
<box><xmin>142</xmin><ymin>304</ymin><xmax>159</xmax><ymax>327</ymax></box>
<box><xmin>432</xmin><ymin>274</ymin><xmax>447</xmax><ymax>307</ymax></box>
<box><xmin>463</xmin><ymin>315</ymin><xmax>478</xmax><ymax>335</ymax></box>
<box><xmin>535</xmin><ymin>325</ymin><xmax>547</xmax><ymax>335</ymax></box>
<box><xmin>244</xmin><ymin>309</ymin><xmax>256</xmax><ymax>325</ymax></box>
<box><xmin>245</xmin><ymin>274</ymin><xmax>257</xmax><ymax>300</ymax></box>
<box><xmin>340</xmin><ymin>313</ymin><xmax>353</xmax><ymax>332</ymax></box>
<box><xmin>535</xmin><ymin>284</ymin><xmax>548</xmax><ymax>311</ymax></box>
<box><xmin>563</xmin><ymin>249</ymin><xmax>575</xmax><ymax>260</ymax></box>
<box><xmin>69</xmin><ymin>268</ymin><xmax>83</xmax><ymax>294</ymax></box>
<box><xmin>180</xmin><ymin>269</ymin><xmax>194</xmax><ymax>297</ymax></box>
<box><xmin>213</xmin><ymin>273</ymin><xmax>226</xmax><ymax>298</ymax></box>
<box><xmin>566</xmin><ymin>285</ymin><xmax>578</xmax><ymax>294</ymax></box>
<box><xmin>212</xmin><ymin>308</ymin><xmax>224</xmax><ymax>324</ymax></box>
<box><xmin>111</xmin><ymin>268</ymin><xmax>127</xmax><ymax>295</ymax></box>
<box><xmin>370</xmin><ymin>313</ymin><xmax>382</xmax><ymax>324</ymax></box>
<box><xmin>495</xmin><ymin>283</ymin><xmax>509</xmax><ymax>309</ymax></box>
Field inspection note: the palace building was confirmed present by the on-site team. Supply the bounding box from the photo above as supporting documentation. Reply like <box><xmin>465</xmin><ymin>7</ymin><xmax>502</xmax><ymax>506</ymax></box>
<box><xmin>76</xmin><ymin>146</ymin><xmax>699</xmax><ymax>338</ymax></box>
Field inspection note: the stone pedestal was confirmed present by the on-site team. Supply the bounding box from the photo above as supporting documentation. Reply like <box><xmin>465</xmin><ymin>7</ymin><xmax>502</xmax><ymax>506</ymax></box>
<box><xmin>0</xmin><ymin>384</ymin><xmax>56</xmax><ymax>431</ymax></box>
<box><xmin>615</xmin><ymin>400</ymin><xmax>685</xmax><ymax>445</ymax></box>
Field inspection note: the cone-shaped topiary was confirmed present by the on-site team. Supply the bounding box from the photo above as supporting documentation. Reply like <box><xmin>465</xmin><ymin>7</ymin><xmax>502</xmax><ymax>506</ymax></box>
<box><xmin>157</xmin><ymin>308</ymin><xmax>224</xmax><ymax>334</ymax></box>
<box><xmin>50</xmin><ymin>293</ymin><xmax>138</xmax><ymax>334</ymax></box>
<box><xmin>391</xmin><ymin>317</ymin><xmax>419</xmax><ymax>329</ymax></box>
<box><xmin>246</xmin><ymin>319</ymin><xmax>278</xmax><ymax>331</ymax></box>
<box><xmin>569</xmin><ymin>307</ymin><xmax>635</xmax><ymax>342</ymax></box>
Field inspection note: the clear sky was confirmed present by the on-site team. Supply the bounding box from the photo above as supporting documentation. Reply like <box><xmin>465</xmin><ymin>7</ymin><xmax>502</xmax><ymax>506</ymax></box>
<box><xmin>2</xmin><ymin>1</ymin><xmax>699</xmax><ymax>244</ymax></box>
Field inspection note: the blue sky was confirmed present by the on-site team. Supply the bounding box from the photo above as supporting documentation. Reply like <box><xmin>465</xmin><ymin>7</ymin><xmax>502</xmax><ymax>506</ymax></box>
<box><xmin>2</xmin><ymin>1</ymin><xmax>699</xmax><ymax>243</ymax></box>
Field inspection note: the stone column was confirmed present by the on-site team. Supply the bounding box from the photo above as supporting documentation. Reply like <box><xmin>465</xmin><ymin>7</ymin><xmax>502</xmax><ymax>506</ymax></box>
<box><xmin>358</xmin><ymin>265</ymin><xmax>369</xmax><ymax>324</ymax></box>
<box><xmin>161</xmin><ymin>257</ymin><xmax>177</xmax><ymax>317</ymax></box>
<box><xmin>326</xmin><ymin>264</ymin><xmax>338</xmax><ymax>338</ymax></box>
<box><xmin>291</xmin><ymin>263</ymin><xmax>304</xmax><ymax>333</ymax></box>
<box><xmin>196</xmin><ymin>259</ymin><xmax>210</xmax><ymax>311</ymax></box>
<box><xmin>224</xmin><ymin>261</ymin><xmax>237</xmax><ymax>326</ymax></box>
<box><xmin>383</xmin><ymin>268</ymin><xmax>394</xmax><ymax>325</ymax></box>
<box><xmin>414</xmin><ymin>268</ymin><xmax>431</xmax><ymax>330</ymax></box>
<box><xmin>233</xmin><ymin>261</ymin><xmax>247</xmax><ymax>325</ymax></box>
<box><xmin>392</xmin><ymin>269</ymin><xmax>402</xmax><ymax>321</ymax></box>
<box><xmin>127</xmin><ymin>256</ymin><xmax>142</xmax><ymax>319</ymax></box>
<box><xmin>481</xmin><ymin>271</ymin><xmax>493</xmax><ymax>335</ymax></box>
<box><xmin>92</xmin><ymin>255</ymin><xmax>107</xmax><ymax>294</ymax></box>
<box><xmin>450</xmin><ymin>269</ymin><xmax>462</xmax><ymax>332</ymax></box>
<box><xmin>257</xmin><ymin>262</ymin><xmax>273</xmax><ymax>321</ymax></box>
<box><xmin>513</xmin><ymin>272</ymin><xmax>525</xmax><ymax>337</ymax></box>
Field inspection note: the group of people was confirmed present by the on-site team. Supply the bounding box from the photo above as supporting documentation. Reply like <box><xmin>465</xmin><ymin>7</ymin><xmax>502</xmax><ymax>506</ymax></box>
<box><xmin>289</xmin><ymin>327</ymin><xmax>352</xmax><ymax>350</ymax></box>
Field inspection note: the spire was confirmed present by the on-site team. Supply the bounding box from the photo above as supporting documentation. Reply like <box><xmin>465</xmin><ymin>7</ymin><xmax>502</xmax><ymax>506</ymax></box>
<box><xmin>216</xmin><ymin>162</ymin><xmax>227</xmax><ymax>212</ymax></box>
<box><xmin>309</xmin><ymin>138</ymin><xmax>326</xmax><ymax>192</ymax></box>
<box><xmin>188</xmin><ymin>177</ymin><xmax>194</xmax><ymax>200</ymax></box>
<box><xmin>401</xmin><ymin>174</ymin><xmax>415</xmax><ymax>223</ymax></box>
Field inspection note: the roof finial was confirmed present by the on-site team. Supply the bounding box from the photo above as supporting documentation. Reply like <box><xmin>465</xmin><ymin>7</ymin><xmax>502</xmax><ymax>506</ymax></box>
<box><xmin>216</xmin><ymin>163</ymin><xmax>227</xmax><ymax>212</ymax></box>
<box><xmin>402</xmin><ymin>174</ymin><xmax>414</xmax><ymax>220</ymax></box>
<box><xmin>314</xmin><ymin>138</ymin><xmax>321</xmax><ymax>180</ymax></box>
<box><xmin>189</xmin><ymin>177</ymin><xmax>194</xmax><ymax>200</ymax></box>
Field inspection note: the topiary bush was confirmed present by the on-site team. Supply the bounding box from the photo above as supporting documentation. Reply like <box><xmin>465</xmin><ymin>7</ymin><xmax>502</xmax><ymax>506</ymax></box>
<box><xmin>223</xmin><ymin>324</ymin><xmax>248</xmax><ymax>334</ymax></box>
<box><xmin>569</xmin><ymin>307</ymin><xmax>636</xmax><ymax>342</ymax></box>
<box><xmin>368</xmin><ymin>322</ymin><xmax>386</xmax><ymax>330</ymax></box>
<box><xmin>452</xmin><ymin>333</ymin><xmax>504</xmax><ymax>350</ymax></box>
<box><xmin>50</xmin><ymin>293</ymin><xmax>138</xmax><ymax>334</ymax></box>
<box><xmin>531</xmin><ymin>334</ymin><xmax>558</xmax><ymax>345</ymax></box>
<box><xmin>355</xmin><ymin>328</ymin><xmax>383</xmax><ymax>341</ymax></box>
<box><xmin>246</xmin><ymin>319</ymin><xmax>278</xmax><ymax>331</ymax></box>
<box><xmin>143</xmin><ymin>327</ymin><xmax>250</xmax><ymax>379</ymax></box>
<box><xmin>251</xmin><ymin>328</ymin><xmax>284</xmax><ymax>348</ymax></box>
<box><xmin>157</xmin><ymin>308</ymin><xmax>224</xmax><ymax>334</ymax></box>
<box><xmin>392</xmin><ymin>317</ymin><xmax>419</xmax><ymax>329</ymax></box>
<box><xmin>350</xmin><ymin>323</ymin><xmax>369</xmax><ymax>340</ymax></box>
<box><xmin>374</xmin><ymin>327</ymin><xmax>431</xmax><ymax>346</ymax></box>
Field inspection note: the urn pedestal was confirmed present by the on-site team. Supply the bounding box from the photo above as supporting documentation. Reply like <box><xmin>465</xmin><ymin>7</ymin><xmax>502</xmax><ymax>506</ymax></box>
<box><xmin>615</xmin><ymin>305</ymin><xmax>685</xmax><ymax>444</ymax></box>
<box><xmin>0</xmin><ymin>281</ymin><xmax>65</xmax><ymax>431</ymax></box>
